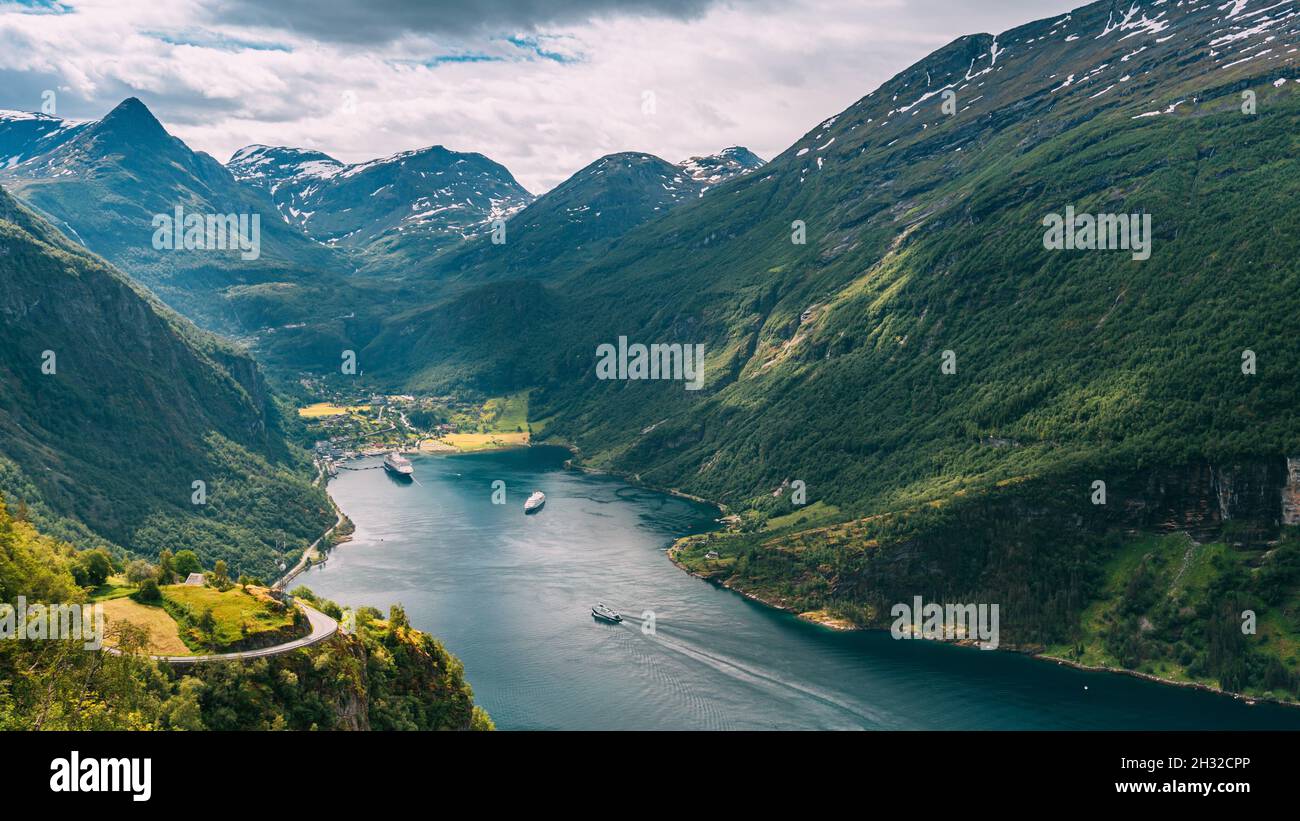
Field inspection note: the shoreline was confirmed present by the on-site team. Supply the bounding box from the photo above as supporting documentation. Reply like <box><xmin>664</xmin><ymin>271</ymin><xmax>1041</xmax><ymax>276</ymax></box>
<box><xmin>317</xmin><ymin>438</ymin><xmax>1300</xmax><ymax>712</ymax></box>
<box><xmin>554</xmin><ymin>441</ymin><xmax>730</xmax><ymax>513</ymax></box>
<box><xmin>665</xmin><ymin>546</ymin><xmax>1300</xmax><ymax>711</ymax></box>
<box><xmin>273</xmin><ymin>464</ymin><xmax>349</xmax><ymax>592</ymax></box>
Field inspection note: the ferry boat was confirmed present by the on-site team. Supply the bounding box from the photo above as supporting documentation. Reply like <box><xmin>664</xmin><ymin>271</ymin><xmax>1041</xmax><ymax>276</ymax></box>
<box><xmin>383</xmin><ymin>451</ymin><xmax>414</xmax><ymax>480</ymax></box>
<box><xmin>591</xmin><ymin>602</ymin><xmax>622</xmax><ymax>623</ymax></box>
<box><xmin>524</xmin><ymin>490</ymin><xmax>546</xmax><ymax>513</ymax></box>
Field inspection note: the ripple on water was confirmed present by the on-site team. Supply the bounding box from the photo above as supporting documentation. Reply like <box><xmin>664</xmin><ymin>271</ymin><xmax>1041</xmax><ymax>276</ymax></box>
<box><xmin>299</xmin><ymin>448</ymin><xmax>1300</xmax><ymax>730</ymax></box>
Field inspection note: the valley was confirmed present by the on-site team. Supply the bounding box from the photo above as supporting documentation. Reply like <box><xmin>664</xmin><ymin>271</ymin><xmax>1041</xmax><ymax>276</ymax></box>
<box><xmin>296</xmin><ymin>388</ymin><xmax>537</xmax><ymax>458</ymax></box>
<box><xmin>3</xmin><ymin>0</ymin><xmax>1300</xmax><ymax>731</ymax></box>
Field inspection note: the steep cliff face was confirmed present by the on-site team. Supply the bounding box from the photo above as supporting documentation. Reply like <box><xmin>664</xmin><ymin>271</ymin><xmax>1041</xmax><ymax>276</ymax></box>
<box><xmin>1283</xmin><ymin>458</ymin><xmax>1300</xmax><ymax>527</ymax></box>
<box><xmin>187</xmin><ymin>625</ymin><xmax>485</xmax><ymax>731</ymax></box>
<box><xmin>1113</xmin><ymin>459</ymin><xmax>1289</xmax><ymax>540</ymax></box>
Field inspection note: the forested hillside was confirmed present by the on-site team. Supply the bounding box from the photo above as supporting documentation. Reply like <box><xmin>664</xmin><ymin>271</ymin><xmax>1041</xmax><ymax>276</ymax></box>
<box><xmin>0</xmin><ymin>496</ymin><xmax>491</xmax><ymax>730</ymax></box>
<box><xmin>0</xmin><ymin>184</ymin><xmax>332</xmax><ymax>579</ymax></box>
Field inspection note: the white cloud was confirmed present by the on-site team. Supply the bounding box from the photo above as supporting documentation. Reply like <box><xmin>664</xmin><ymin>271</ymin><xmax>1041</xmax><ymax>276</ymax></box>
<box><xmin>0</xmin><ymin>0</ymin><xmax>1079</xmax><ymax>192</ymax></box>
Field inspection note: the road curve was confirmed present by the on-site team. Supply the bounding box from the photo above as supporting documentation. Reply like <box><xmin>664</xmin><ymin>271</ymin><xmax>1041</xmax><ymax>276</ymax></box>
<box><xmin>273</xmin><ymin>502</ymin><xmax>347</xmax><ymax>592</ymax></box>
<box><xmin>106</xmin><ymin>601</ymin><xmax>339</xmax><ymax>665</ymax></box>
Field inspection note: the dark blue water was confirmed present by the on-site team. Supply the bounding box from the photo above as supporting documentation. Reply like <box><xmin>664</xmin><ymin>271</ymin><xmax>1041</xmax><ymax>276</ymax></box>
<box><xmin>296</xmin><ymin>446</ymin><xmax>1300</xmax><ymax>730</ymax></box>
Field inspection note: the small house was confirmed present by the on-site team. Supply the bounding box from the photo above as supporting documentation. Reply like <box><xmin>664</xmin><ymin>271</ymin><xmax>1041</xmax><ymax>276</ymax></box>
<box><xmin>183</xmin><ymin>572</ymin><xmax>206</xmax><ymax>586</ymax></box>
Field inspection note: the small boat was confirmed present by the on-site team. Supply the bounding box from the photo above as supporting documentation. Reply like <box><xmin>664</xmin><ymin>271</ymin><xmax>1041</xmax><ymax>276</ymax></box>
<box><xmin>592</xmin><ymin>602</ymin><xmax>622</xmax><ymax>623</ymax></box>
<box><xmin>383</xmin><ymin>451</ymin><xmax>414</xmax><ymax>480</ymax></box>
<box><xmin>524</xmin><ymin>490</ymin><xmax>546</xmax><ymax>513</ymax></box>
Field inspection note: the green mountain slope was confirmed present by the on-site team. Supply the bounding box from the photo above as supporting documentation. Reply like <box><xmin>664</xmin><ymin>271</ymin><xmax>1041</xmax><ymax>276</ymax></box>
<box><xmin>543</xmin><ymin>0</ymin><xmax>1300</xmax><ymax>507</ymax></box>
<box><xmin>0</xmin><ymin>183</ymin><xmax>331</xmax><ymax>579</ymax></box>
<box><xmin>363</xmin><ymin>0</ymin><xmax>1300</xmax><ymax>694</ymax></box>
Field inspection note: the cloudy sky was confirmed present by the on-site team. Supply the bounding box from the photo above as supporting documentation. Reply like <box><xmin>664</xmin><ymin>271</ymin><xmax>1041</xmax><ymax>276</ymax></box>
<box><xmin>0</xmin><ymin>0</ymin><xmax>1080</xmax><ymax>192</ymax></box>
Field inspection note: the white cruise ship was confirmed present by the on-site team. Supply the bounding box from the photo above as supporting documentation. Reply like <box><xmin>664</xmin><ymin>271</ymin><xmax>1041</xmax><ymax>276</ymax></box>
<box><xmin>383</xmin><ymin>451</ymin><xmax>414</xmax><ymax>480</ymax></box>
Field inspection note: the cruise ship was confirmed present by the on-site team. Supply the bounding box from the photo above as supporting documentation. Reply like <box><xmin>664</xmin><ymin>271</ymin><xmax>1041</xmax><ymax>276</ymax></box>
<box><xmin>524</xmin><ymin>490</ymin><xmax>546</xmax><ymax>513</ymax></box>
<box><xmin>383</xmin><ymin>451</ymin><xmax>414</xmax><ymax>480</ymax></box>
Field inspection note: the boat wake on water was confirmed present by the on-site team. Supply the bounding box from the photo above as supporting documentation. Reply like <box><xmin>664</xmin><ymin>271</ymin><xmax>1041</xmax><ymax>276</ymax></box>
<box><xmin>602</xmin><ymin>612</ymin><xmax>883</xmax><ymax>728</ymax></box>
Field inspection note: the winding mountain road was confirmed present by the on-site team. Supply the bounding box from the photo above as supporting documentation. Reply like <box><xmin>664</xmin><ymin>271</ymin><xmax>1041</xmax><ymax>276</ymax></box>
<box><xmin>273</xmin><ymin>498</ymin><xmax>347</xmax><ymax>592</ymax></box>
<box><xmin>107</xmin><ymin>600</ymin><xmax>339</xmax><ymax>665</ymax></box>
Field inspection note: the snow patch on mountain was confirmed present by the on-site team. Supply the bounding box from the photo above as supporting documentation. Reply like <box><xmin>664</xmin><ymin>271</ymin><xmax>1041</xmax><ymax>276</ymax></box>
<box><xmin>0</xmin><ymin>110</ymin><xmax>91</xmax><ymax>170</ymax></box>
<box><xmin>677</xmin><ymin>146</ymin><xmax>765</xmax><ymax>187</ymax></box>
<box><xmin>227</xmin><ymin>142</ymin><xmax>533</xmax><ymax>251</ymax></box>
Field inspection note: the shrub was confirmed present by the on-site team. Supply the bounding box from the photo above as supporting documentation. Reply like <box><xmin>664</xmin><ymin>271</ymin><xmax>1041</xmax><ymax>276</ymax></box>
<box><xmin>124</xmin><ymin>559</ymin><xmax>157</xmax><ymax>585</ymax></box>
<box><xmin>134</xmin><ymin>578</ymin><xmax>162</xmax><ymax>603</ymax></box>
<box><xmin>73</xmin><ymin>549</ymin><xmax>113</xmax><ymax>587</ymax></box>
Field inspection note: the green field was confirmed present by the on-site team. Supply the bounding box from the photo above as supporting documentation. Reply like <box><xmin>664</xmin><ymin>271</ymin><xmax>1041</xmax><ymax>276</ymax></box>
<box><xmin>440</xmin><ymin>432</ymin><xmax>530</xmax><ymax>451</ymax></box>
<box><xmin>88</xmin><ymin>575</ymin><xmax>137</xmax><ymax>603</ymax></box>
<box><xmin>762</xmin><ymin>501</ymin><xmax>841</xmax><ymax>532</ymax></box>
<box><xmin>298</xmin><ymin>402</ymin><xmax>371</xmax><ymax>418</ymax></box>
<box><xmin>436</xmin><ymin>391</ymin><xmax>534</xmax><ymax>451</ymax></box>
<box><xmin>486</xmin><ymin>392</ymin><xmax>530</xmax><ymax>431</ymax></box>
<box><xmin>450</xmin><ymin>391</ymin><xmax>530</xmax><ymax>434</ymax></box>
<box><xmin>160</xmin><ymin>584</ymin><xmax>303</xmax><ymax>651</ymax></box>
<box><xmin>101</xmin><ymin>597</ymin><xmax>192</xmax><ymax>656</ymax></box>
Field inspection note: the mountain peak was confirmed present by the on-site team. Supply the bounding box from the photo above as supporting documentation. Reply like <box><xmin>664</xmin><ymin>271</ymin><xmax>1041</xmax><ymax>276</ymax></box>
<box><xmin>103</xmin><ymin>96</ymin><xmax>156</xmax><ymax>121</ymax></box>
<box><xmin>582</xmin><ymin>152</ymin><xmax>680</xmax><ymax>174</ymax></box>
<box><xmin>95</xmin><ymin>97</ymin><xmax>168</xmax><ymax>140</ymax></box>
<box><xmin>678</xmin><ymin>146</ymin><xmax>765</xmax><ymax>186</ymax></box>
<box><xmin>228</xmin><ymin>144</ymin><xmax>344</xmax><ymax>186</ymax></box>
<box><xmin>564</xmin><ymin>152</ymin><xmax>683</xmax><ymax>187</ymax></box>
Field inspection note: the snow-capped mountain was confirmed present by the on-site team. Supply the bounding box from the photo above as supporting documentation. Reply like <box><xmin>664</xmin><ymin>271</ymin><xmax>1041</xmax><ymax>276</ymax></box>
<box><xmin>228</xmin><ymin>145</ymin><xmax>345</xmax><ymax>194</ymax></box>
<box><xmin>227</xmin><ymin>142</ymin><xmax>534</xmax><ymax>268</ymax></box>
<box><xmin>0</xmin><ymin>110</ymin><xmax>90</xmax><ymax>170</ymax></box>
<box><xmin>421</xmin><ymin>146</ymin><xmax>766</xmax><ymax>285</ymax></box>
<box><xmin>677</xmin><ymin>146</ymin><xmax>766</xmax><ymax>190</ymax></box>
<box><xmin>0</xmin><ymin>98</ymin><xmax>353</xmax><ymax>339</ymax></box>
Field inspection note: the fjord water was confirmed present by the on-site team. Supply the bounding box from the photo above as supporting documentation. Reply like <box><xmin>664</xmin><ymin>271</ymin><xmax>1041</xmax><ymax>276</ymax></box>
<box><xmin>298</xmin><ymin>447</ymin><xmax>1300</xmax><ymax>730</ymax></box>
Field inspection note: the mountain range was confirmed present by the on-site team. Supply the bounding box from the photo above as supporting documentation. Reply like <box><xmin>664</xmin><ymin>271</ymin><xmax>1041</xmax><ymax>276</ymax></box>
<box><xmin>228</xmin><ymin>142</ymin><xmax>534</xmax><ymax>276</ymax></box>
<box><xmin>3</xmin><ymin>0</ymin><xmax>1300</xmax><ymax>699</ymax></box>
<box><xmin>226</xmin><ymin>141</ymin><xmax>762</xmax><ymax>279</ymax></box>
<box><xmin>0</xmin><ymin>99</ymin><xmax>764</xmax><ymax>360</ymax></box>
<box><xmin>359</xmin><ymin>0</ymin><xmax>1300</xmax><ymax>694</ymax></box>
